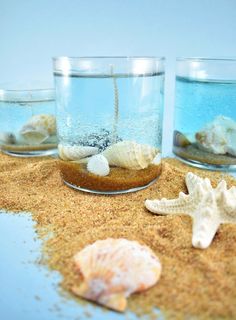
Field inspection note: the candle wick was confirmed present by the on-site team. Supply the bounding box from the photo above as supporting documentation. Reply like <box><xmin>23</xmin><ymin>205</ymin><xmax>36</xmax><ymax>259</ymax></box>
<box><xmin>110</xmin><ymin>65</ymin><xmax>119</xmax><ymax>144</ymax></box>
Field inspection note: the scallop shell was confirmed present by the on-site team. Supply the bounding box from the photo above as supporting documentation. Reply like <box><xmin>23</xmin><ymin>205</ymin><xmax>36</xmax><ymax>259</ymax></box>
<box><xmin>73</xmin><ymin>238</ymin><xmax>161</xmax><ymax>312</ymax></box>
<box><xmin>58</xmin><ymin>144</ymin><xmax>98</xmax><ymax>161</ymax></box>
<box><xmin>0</xmin><ymin>132</ymin><xmax>16</xmax><ymax>144</ymax></box>
<box><xmin>102</xmin><ymin>141</ymin><xmax>158</xmax><ymax>170</ymax></box>
<box><xmin>20</xmin><ymin>114</ymin><xmax>56</xmax><ymax>145</ymax></box>
<box><xmin>87</xmin><ymin>154</ymin><xmax>110</xmax><ymax>176</ymax></box>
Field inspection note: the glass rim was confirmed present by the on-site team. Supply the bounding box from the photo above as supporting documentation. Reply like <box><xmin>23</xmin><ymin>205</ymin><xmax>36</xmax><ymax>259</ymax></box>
<box><xmin>52</xmin><ymin>55</ymin><xmax>165</xmax><ymax>61</ymax></box>
<box><xmin>176</xmin><ymin>56</ymin><xmax>236</xmax><ymax>62</ymax></box>
<box><xmin>0</xmin><ymin>87</ymin><xmax>55</xmax><ymax>102</ymax></box>
<box><xmin>0</xmin><ymin>88</ymin><xmax>54</xmax><ymax>93</ymax></box>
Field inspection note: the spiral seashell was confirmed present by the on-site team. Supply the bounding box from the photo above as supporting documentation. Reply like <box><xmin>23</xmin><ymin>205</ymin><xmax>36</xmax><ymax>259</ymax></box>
<box><xmin>87</xmin><ymin>154</ymin><xmax>110</xmax><ymax>176</ymax></box>
<box><xmin>58</xmin><ymin>143</ymin><xmax>98</xmax><ymax>161</ymax></box>
<box><xmin>72</xmin><ymin>238</ymin><xmax>161</xmax><ymax>312</ymax></box>
<box><xmin>0</xmin><ymin>132</ymin><xmax>16</xmax><ymax>144</ymax></box>
<box><xmin>20</xmin><ymin>114</ymin><xmax>57</xmax><ymax>145</ymax></box>
<box><xmin>102</xmin><ymin>140</ymin><xmax>159</xmax><ymax>170</ymax></box>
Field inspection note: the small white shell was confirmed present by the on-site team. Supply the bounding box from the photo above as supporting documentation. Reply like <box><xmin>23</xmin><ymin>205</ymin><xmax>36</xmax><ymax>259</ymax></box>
<box><xmin>102</xmin><ymin>140</ymin><xmax>158</xmax><ymax>170</ymax></box>
<box><xmin>87</xmin><ymin>154</ymin><xmax>110</xmax><ymax>176</ymax></box>
<box><xmin>58</xmin><ymin>144</ymin><xmax>98</xmax><ymax>161</ymax></box>
<box><xmin>0</xmin><ymin>132</ymin><xmax>16</xmax><ymax>144</ymax></box>
<box><xmin>20</xmin><ymin>114</ymin><xmax>56</xmax><ymax>145</ymax></box>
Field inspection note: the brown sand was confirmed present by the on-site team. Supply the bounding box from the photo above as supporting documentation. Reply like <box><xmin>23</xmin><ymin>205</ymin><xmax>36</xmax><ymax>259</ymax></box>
<box><xmin>59</xmin><ymin>161</ymin><xmax>161</xmax><ymax>191</ymax></box>
<box><xmin>1</xmin><ymin>143</ymin><xmax>57</xmax><ymax>152</ymax></box>
<box><xmin>0</xmin><ymin>152</ymin><xmax>236</xmax><ymax>319</ymax></box>
<box><xmin>174</xmin><ymin>144</ymin><xmax>236</xmax><ymax>165</ymax></box>
<box><xmin>173</xmin><ymin>130</ymin><xmax>236</xmax><ymax>166</ymax></box>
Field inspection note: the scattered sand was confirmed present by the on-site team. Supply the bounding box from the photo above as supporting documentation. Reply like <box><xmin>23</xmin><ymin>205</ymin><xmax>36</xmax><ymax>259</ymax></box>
<box><xmin>0</xmin><ymin>152</ymin><xmax>235</xmax><ymax>319</ymax></box>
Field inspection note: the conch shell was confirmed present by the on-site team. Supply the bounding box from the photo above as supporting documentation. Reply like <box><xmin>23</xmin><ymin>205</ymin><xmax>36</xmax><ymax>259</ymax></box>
<box><xmin>73</xmin><ymin>238</ymin><xmax>161</xmax><ymax>312</ymax></box>
<box><xmin>195</xmin><ymin>115</ymin><xmax>236</xmax><ymax>156</ymax></box>
<box><xmin>58</xmin><ymin>143</ymin><xmax>98</xmax><ymax>161</ymax></box>
<box><xmin>20</xmin><ymin>114</ymin><xmax>57</xmax><ymax>145</ymax></box>
<box><xmin>102</xmin><ymin>140</ymin><xmax>159</xmax><ymax>170</ymax></box>
<box><xmin>87</xmin><ymin>154</ymin><xmax>110</xmax><ymax>176</ymax></box>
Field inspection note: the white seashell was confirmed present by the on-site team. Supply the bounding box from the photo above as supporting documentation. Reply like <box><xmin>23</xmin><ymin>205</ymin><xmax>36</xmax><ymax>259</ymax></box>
<box><xmin>195</xmin><ymin>115</ymin><xmax>236</xmax><ymax>156</ymax></box>
<box><xmin>87</xmin><ymin>154</ymin><xmax>110</xmax><ymax>176</ymax></box>
<box><xmin>102</xmin><ymin>140</ymin><xmax>159</xmax><ymax>170</ymax></box>
<box><xmin>145</xmin><ymin>172</ymin><xmax>236</xmax><ymax>249</ymax></box>
<box><xmin>72</xmin><ymin>238</ymin><xmax>161</xmax><ymax>312</ymax></box>
<box><xmin>151</xmin><ymin>152</ymin><xmax>161</xmax><ymax>165</ymax></box>
<box><xmin>0</xmin><ymin>132</ymin><xmax>16</xmax><ymax>144</ymax></box>
<box><xmin>20</xmin><ymin>114</ymin><xmax>57</xmax><ymax>145</ymax></box>
<box><xmin>58</xmin><ymin>143</ymin><xmax>98</xmax><ymax>161</ymax></box>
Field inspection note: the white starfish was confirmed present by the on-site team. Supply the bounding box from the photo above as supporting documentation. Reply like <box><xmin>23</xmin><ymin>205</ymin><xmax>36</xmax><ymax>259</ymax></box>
<box><xmin>145</xmin><ymin>172</ymin><xmax>236</xmax><ymax>249</ymax></box>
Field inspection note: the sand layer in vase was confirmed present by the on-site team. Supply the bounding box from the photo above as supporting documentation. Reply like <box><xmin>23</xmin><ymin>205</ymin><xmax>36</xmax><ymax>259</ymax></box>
<box><xmin>0</xmin><ymin>153</ymin><xmax>236</xmax><ymax>319</ymax></box>
<box><xmin>1</xmin><ymin>143</ymin><xmax>57</xmax><ymax>152</ymax></box>
<box><xmin>59</xmin><ymin>161</ymin><xmax>161</xmax><ymax>191</ymax></box>
<box><xmin>174</xmin><ymin>144</ymin><xmax>236</xmax><ymax>165</ymax></box>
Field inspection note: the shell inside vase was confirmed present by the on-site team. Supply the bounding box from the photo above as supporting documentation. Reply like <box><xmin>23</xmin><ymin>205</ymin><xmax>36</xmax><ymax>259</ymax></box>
<box><xmin>195</xmin><ymin>116</ymin><xmax>236</xmax><ymax>156</ymax></box>
<box><xmin>102</xmin><ymin>140</ymin><xmax>159</xmax><ymax>170</ymax></box>
<box><xmin>0</xmin><ymin>114</ymin><xmax>57</xmax><ymax>156</ymax></box>
<box><xmin>173</xmin><ymin>116</ymin><xmax>236</xmax><ymax>167</ymax></box>
<box><xmin>0</xmin><ymin>84</ymin><xmax>57</xmax><ymax>156</ymax></box>
<box><xmin>58</xmin><ymin>138</ymin><xmax>162</xmax><ymax>193</ymax></box>
<box><xmin>20</xmin><ymin>114</ymin><xmax>57</xmax><ymax>145</ymax></box>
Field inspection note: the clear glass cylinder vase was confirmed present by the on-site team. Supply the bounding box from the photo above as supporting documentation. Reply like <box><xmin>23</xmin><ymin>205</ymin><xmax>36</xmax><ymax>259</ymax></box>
<box><xmin>0</xmin><ymin>83</ymin><xmax>57</xmax><ymax>157</ymax></box>
<box><xmin>173</xmin><ymin>57</ymin><xmax>236</xmax><ymax>171</ymax></box>
<box><xmin>53</xmin><ymin>56</ymin><xmax>165</xmax><ymax>194</ymax></box>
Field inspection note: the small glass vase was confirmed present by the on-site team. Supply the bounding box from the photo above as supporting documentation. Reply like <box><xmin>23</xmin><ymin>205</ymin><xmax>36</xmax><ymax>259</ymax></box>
<box><xmin>53</xmin><ymin>56</ymin><xmax>165</xmax><ymax>194</ymax></box>
<box><xmin>173</xmin><ymin>57</ymin><xmax>236</xmax><ymax>171</ymax></box>
<box><xmin>0</xmin><ymin>83</ymin><xmax>57</xmax><ymax>157</ymax></box>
